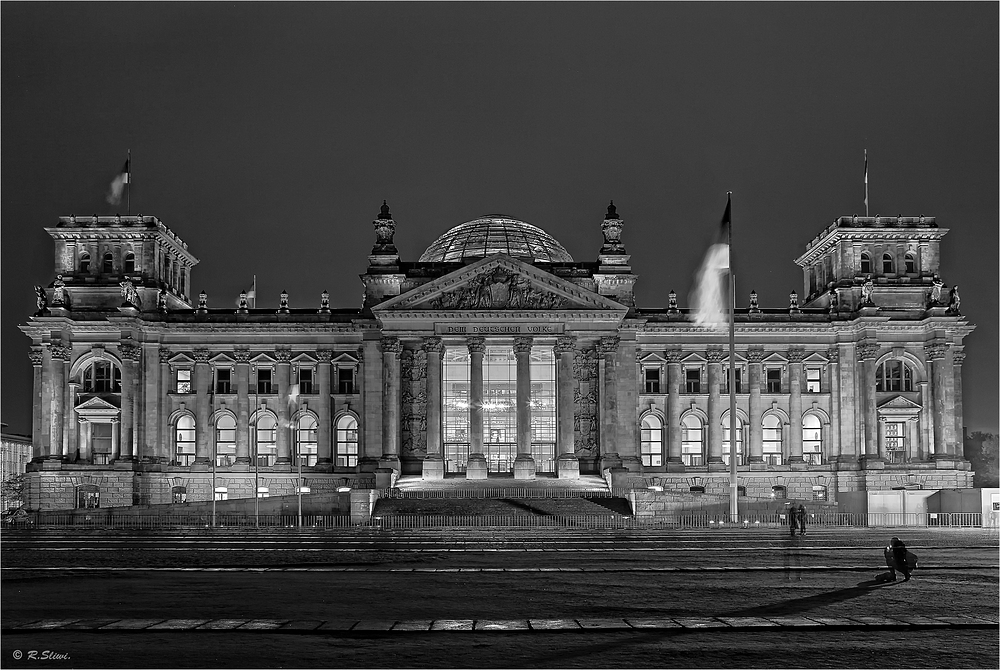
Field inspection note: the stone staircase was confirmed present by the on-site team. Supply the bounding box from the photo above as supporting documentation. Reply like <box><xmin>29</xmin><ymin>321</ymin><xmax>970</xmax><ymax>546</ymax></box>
<box><xmin>372</xmin><ymin>495</ymin><xmax>632</xmax><ymax>518</ymax></box>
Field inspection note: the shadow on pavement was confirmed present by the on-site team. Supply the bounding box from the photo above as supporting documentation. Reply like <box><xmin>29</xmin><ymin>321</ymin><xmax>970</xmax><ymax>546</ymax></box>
<box><xmin>720</xmin><ymin>579</ymin><xmax>901</xmax><ymax>618</ymax></box>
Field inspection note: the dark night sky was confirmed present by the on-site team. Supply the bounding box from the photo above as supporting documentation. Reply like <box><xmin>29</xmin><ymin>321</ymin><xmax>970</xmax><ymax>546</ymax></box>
<box><xmin>2</xmin><ymin>3</ymin><xmax>997</xmax><ymax>436</ymax></box>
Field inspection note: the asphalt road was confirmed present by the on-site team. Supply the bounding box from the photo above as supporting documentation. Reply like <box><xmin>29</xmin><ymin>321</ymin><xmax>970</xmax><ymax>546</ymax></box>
<box><xmin>2</xmin><ymin>527</ymin><xmax>997</xmax><ymax>669</ymax></box>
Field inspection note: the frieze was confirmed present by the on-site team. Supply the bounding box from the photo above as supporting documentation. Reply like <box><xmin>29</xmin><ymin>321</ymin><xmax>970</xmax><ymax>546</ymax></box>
<box><xmin>573</xmin><ymin>352</ymin><xmax>599</xmax><ymax>459</ymax></box>
<box><xmin>434</xmin><ymin>323</ymin><xmax>565</xmax><ymax>335</ymax></box>
<box><xmin>429</xmin><ymin>268</ymin><xmax>568</xmax><ymax>310</ymax></box>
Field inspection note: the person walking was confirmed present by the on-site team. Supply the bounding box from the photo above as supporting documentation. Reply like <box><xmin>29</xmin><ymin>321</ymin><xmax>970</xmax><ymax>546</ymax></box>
<box><xmin>787</xmin><ymin>506</ymin><xmax>798</xmax><ymax>536</ymax></box>
<box><xmin>884</xmin><ymin>536</ymin><xmax>912</xmax><ymax>581</ymax></box>
<box><xmin>796</xmin><ymin>505</ymin><xmax>807</xmax><ymax>535</ymax></box>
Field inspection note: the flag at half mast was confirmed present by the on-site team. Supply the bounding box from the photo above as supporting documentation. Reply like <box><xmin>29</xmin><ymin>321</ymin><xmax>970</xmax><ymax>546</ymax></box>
<box><xmin>106</xmin><ymin>158</ymin><xmax>130</xmax><ymax>206</ymax></box>
<box><xmin>691</xmin><ymin>194</ymin><xmax>732</xmax><ymax>330</ymax></box>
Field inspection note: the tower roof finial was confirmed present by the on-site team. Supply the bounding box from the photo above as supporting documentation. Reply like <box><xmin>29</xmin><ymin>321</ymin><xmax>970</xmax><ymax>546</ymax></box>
<box><xmin>606</xmin><ymin>200</ymin><xmax>619</xmax><ymax>220</ymax></box>
<box><xmin>379</xmin><ymin>200</ymin><xmax>392</xmax><ymax>220</ymax></box>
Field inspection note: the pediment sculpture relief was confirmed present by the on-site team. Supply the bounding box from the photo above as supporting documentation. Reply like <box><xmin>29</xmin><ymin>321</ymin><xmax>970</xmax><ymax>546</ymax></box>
<box><xmin>430</xmin><ymin>268</ymin><xmax>567</xmax><ymax>310</ymax></box>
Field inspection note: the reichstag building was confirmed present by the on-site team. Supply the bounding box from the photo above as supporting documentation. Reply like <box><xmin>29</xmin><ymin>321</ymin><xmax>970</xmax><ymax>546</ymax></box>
<box><xmin>20</xmin><ymin>201</ymin><xmax>974</xmax><ymax>509</ymax></box>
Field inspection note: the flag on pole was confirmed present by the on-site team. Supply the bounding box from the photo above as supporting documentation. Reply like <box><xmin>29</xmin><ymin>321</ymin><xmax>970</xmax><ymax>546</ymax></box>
<box><xmin>106</xmin><ymin>158</ymin><xmax>130</xmax><ymax>206</ymax></box>
<box><xmin>246</xmin><ymin>275</ymin><xmax>257</xmax><ymax>308</ymax></box>
<box><xmin>863</xmin><ymin>149</ymin><xmax>869</xmax><ymax>216</ymax></box>
<box><xmin>691</xmin><ymin>194</ymin><xmax>732</xmax><ymax>330</ymax></box>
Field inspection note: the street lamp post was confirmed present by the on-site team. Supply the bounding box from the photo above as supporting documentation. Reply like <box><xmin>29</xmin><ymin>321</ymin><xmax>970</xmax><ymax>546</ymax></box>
<box><xmin>252</xmin><ymin>363</ymin><xmax>259</xmax><ymax>528</ymax></box>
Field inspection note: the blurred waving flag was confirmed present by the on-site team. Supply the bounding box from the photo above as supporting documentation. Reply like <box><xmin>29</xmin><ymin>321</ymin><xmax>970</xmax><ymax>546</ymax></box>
<box><xmin>691</xmin><ymin>194</ymin><xmax>732</xmax><ymax>330</ymax></box>
<box><xmin>106</xmin><ymin>158</ymin><xmax>130</xmax><ymax>206</ymax></box>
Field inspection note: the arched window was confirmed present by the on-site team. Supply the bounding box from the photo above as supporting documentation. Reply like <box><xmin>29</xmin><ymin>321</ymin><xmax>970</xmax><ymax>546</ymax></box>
<box><xmin>904</xmin><ymin>253</ymin><xmax>916</xmax><ymax>274</ymax></box>
<box><xmin>295</xmin><ymin>414</ymin><xmax>318</xmax><ymax>467</ymax></box>
<box><xmin>722</xmin><ymin>416</ymin><xmax>745</xmax><ymax>466</ymax></box>
<box><xmin>123</xmin><ymin>252</ymin><xmax>135</xmax><ymax>274</ymax></box>
<box><xmin>681</xmin><ymin>415</ymin><xmax>704</xmax><ymax>466</ymax></box>
<box><xmin>860</xmin><ymin>252</ymin><xmax>871</xmax><ymax>274</ymax></box>
<box><xmin>175</xmin><ymin>415</ymin><xmax>196</xmax><ymax>466</ymax></box>
<box><xmin>214</xmin><ymin>414</ymin><xmax>236</xmax><ymax>467</ymax></box>
<box><xmin>640</xmin><ymin>414</ymin><xmax>663</xmax><ymax>467</ymax></box>
<box><xmin>255</xmin><ymin>413</ymin><xmax>277</xmax><ymax>467</ymax></box>
<box><xmin>79</xmin><ymin>252</ymin><xmax>91</xmax><ymax>273</ymax></box>
<box><xmin>875</xmin><ymin>360</ymin><xmax>914</xmax><ymax>392</ymax></box>
<box><xmin>882</xmin><ymin>252</ymin><xmax>894</xmax><ymax>274</ymax></box>
<box><xmin>802</xmin><ymin>414</ymin><xmax>822</xmax><ymax>465</ymax></box>
<box><xmin>102</xmin><ymin>252</ymin><xmax>114</xmax><ymax>274</ymax></box>
<box><xmin>77</xmin><ymin>484</ymin><xmax>100</xmax><ymax>509</ymax></box>
<box><xmin>335</xmin><ymin>415</ymin><xmax>359</xmax><ymax>468</ymax></box>
<box><xmin>80</xmin><ymin>360</ymin><xmax>122</xmax><ymax>393</ymax></box>
<box><xmin>762</xmin><ymin>415</ymin><xmax>783</xmax><ymax>465</ymax></box>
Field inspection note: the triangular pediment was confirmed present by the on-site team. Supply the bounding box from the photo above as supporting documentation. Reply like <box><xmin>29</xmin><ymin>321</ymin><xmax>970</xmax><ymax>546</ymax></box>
<box><xmin>878</xmin><ymin>395</ymin><xmax>922</xmax><ymax>410</ymax></box>
<box><xmin>373</xmin><ymin>255</ymin><xmax>627</xmax><ymax>315</ymax></box>
<box><xmin>74</xmin><ymin>396</ymin><xmax>120</xmax><ymax>417</ymax></box>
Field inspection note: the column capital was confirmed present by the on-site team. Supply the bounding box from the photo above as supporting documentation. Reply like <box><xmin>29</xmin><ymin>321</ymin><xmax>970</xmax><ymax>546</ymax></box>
<box><xmin>826</xmin><ymin>347</ymin><xmax>840</xmax><ymax>363</ymax></box>
<box><xmin>786</xmin><ymin>347</ymin><xmax>806</xmax><ymax>364</ymax></box>
<box><xmin>857</xmin><ymin>342</ymin><xmax>880</xmax><ymax>361</ymax></box>
<box><xmin>706</xmin><ymin>347</ymin><xmax>725</xmax><ymax>363</ymax></box>
<box><xmin>664</xmin><ymin>347</ymin><xmax>683</xmax><ymax>364</ymax></box>
<box><xmin>598</xmin><ymin>335</ymin><xmax>620</xmax><ymax>355</ymax></box>
<box><xmin>315</xmin><ymin>349</ymin><xmax>333</xmax><ymax>363</ymax></box>
<box><xmin>467</xmin><ymin>336</ymin><xmax>486</xmax><ymax>354</ymax></box>
<box><xmin>48</xmin><ymin>344</ymin><xmax>71</xmax><ymax>361</ymax></box>
<box><xmin>952</xmin><ymin>351</ymin><xmax>965</xmax><ymax>365</ymax></box>
<box><xmin>159</xmin><ymin>347</ymin><xmax>172</xmax><ymax>363</ymax></box>
<box><xmin>513</xmin><ymin>336</ymin><xmax>533</xmax><ymax>354</ymax></box>
<box><xmin>273</xmin><ymin>348</ymin><xmax>292</xmax><ymax>363</ymax></box>
<box><xmin>423</xmin><ymin>337</ymin><xmax>444</xmax><ymax>354</ymax></box>
<box><xmin>746</xmin><ymin>346</ymin><xmax>765</xmax><ymax>363</ymax></box>
<box><xmin>554</xmin><ymin>336</ymin><xmax>576</xmax><ymax>355</ymax></box>
<box><xmin>924</xmin><ymin>342</ymin><xmax>948</xmax><ymax>361</ymax></box>
<box><xmin>233</xmin><ymin>347</ymin><xmax>252</xmax><ymax>363</ymax></box>
<box><xmin>380</xmin><ymin>336</ymin><xmax>401</xmax><ymax>354</ymax></box>
<box><xmin>29</xmin><ymin>347</ymin><xmax>44</xmax><ymax>366</ymax></box>
<box><xmin>119</xmin><ymin>344</ymin><xmax>141</xmax><ymax>362</ymax></box>
<box><xmin>193</xmin><ymin>348</ymin><xmax>211</xmax><ymax>363</ymax></box>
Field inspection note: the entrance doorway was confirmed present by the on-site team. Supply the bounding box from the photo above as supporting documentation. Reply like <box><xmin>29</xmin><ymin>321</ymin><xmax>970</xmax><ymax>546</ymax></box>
<box><xmin>486</xmin><ymin>442</ymin><xmax>516</xmax><ymax>473</ymax></box>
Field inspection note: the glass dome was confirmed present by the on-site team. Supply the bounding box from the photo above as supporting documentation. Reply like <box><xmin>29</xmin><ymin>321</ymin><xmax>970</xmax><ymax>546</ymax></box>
<box><xmin>419</xmin><ymin>216</ymin><xmax>573</xmax><ymax>263</ymax></box>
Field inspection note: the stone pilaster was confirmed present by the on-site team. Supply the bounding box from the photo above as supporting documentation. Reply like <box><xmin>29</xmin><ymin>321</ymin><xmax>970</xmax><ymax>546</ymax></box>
<box><xmin>275</xmin><ymin>348</ymin><xmax>292</xmax><ymax>467</ymax></box>
<box><xmin>192</xmin><ymin>348</ymin><xmax>211</xmax><ymax>469</ymax></box>
<box><xmin>826</xmin><ymin>347</ymin><xmax>841</xmax><ymax>461</ymax></box>
<box><xmin>918</xmin><ymin>380</ymin><xmax>934</xmax><ymax>459</ymax></box>
<box><xmin>29</xmin><ymin>348</ymin><xmax>44</xmax><ymax>460</ymax></box>
<box><xmin>159</xmin><ymin>348</ymin><xmax>171</xmax><ymax>463</ymax></box>
<box><xmin>466</xmin><ymin>336</ymin><xmax>488</xmax><ymax>480</ymax></box>
<box><xmin>119</xmin><ymin>343</ymin><xmax>139</xmax><ymax>461</ymax></box>
<box><xmin>925</xmin><ymin>342</ymin><xmax>954</xmax><ymax>464</ymax></box>
<box><xmin>513</xmin><ymin>336</ymin><xmax>535</xmax><ymax>480</ymax></box>
<box><xmin>665</xmin><ymin>348</ymin><xmax>683</xmax><ymax>471</ymax></box>
<box><xmin>952</xmin><ymin>350</ymin><xmax>965</xmax><ymax>459</ymax></box>
<box><xmin>422</xmin><ymin>338</ymin><xmax>445</xmax><ymax>479</ymax></box>
<box><xmin>598</xmin><ymin>336</ymin><xmax>622</xmax><ymax>471</ymax></box>
<box><xmin>379</xmin><ymin>337</ymin><xmax>401</xmax><ymax>472</ymax></box>
<box><xmin>746</xmin><ymin>347</ymin><xmax>764</xmax><ymax>468</ymax></box>
<box><xmin>47</xmin><ymin>344</ymin><xmax>70</xmax><ymax>460</ymax></box>
<box><xmin>360</xmin><ymin>338</ymin><xmax>383</xmax><ymax>471</ymax></box>
<box><xmin>315</xmin><ymin>350</ymin><xmax>333</xmax><ymax>469</ymax></box>
<box><xmin>787</xmin><ymin>347</ymin><xmax>805</xmax><ymax>467</ymax></box>
<box><xmin>554</xmin><ymin>337</ymin><xmax>579</xmax><ymax>479</ymax></box>
<box><xmin>836</xmin><ymin>343</ymin><xmax>860</xmax><ymax>467</ymax></box>
<box><xmin>857</xmin><ymin>342</ymin><xmax>882</xmax><ymax>468</ymax></box>
<box><xmin>234</xmin><ymin>348</ymin><xmax>251</xmax><ymax>466</ymax></box>
<box><xmin>706</xmin><ymin>347</ymin><xmax>725</xmax><ymax>469</ymax></box>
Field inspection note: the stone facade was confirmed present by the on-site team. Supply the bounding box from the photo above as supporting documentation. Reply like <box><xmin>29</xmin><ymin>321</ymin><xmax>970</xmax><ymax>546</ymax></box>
<box><xmin>19</xmin><ymin>206</ymin><xmax>975</xmax><ymax>510</ymax></box>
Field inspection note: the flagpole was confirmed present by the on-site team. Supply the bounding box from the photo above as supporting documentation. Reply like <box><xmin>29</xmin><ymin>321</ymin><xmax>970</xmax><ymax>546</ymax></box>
<box><xmin>252</xmin><ymin>275</ymin><xmax>257</xmax><ymax>309</ymax></box>
<box><xmin>127</xmin><ymin>149</ymin><xmax>131</xmax><ymax>216</ymax></box>
<box><xmin>864</xmin><ymin>149</ymin><xmax>869</xmax><ymax>217</ymax></box>
<box><xmin>727</xmin><ymin>192</ymin><xmax>739</xmax><ymax>524</ymax></box>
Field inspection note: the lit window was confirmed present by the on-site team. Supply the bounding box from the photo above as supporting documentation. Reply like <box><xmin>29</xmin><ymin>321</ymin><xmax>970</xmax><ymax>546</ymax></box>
<box><xmin>884</xmin><ymin>421</ymin><xmax>906</xmax><ymax>463</ymax></box>
<box><xmin>876</xmin><ymin>360</ymin><xmax>914</xmax><ymax>392</ymax></box>
<box><xmin>336</xmin><ymin>415</ymin><xmax>359</xmax><ymax>468</ymax></box>
<box><xmin>737</xmin><ymin>485</ymin><xmax>747</xmax><ymax>497</ymax></box>
<box><xmin>81</xmin><ymin>360</ymin><xmax>121</xmax><ymax>393</ymax></box>
<box><xmin>685</xmin><ymin>368</ymin><xmax>701</xmax><ymax>393</ymax></box>
<box><xmin>802</xmin><ymin>414</ymin><xmax>822</xmax><ymax>465</ymax></box>
<box><xmin>256</xmin><ymin>368</ymin><xmax>273</xmax><ymax>394</ymax></box>
<box><xmin>762</xmin><ymin>415</ymin><xmax>783</xmax><ymax>465</ymax></box>
<box><xmin>337</xmin><ymin>367</ymin><xmax>355</xmax><ymax>394</ymax></box>
<box><xmin>171</xmin><ymin>486</ymin><xmax>187</xmax><ymax>503</ymax></box>
<box><xmin>215</xmin><ymin>367</ymin><xmax>232</xmax><ymax>394</ymax></box>
<box><xmin>102</xmin><ymin>252</ymin><xmax>113</xmax><ymax>273</ymax></box>
<box><xmin>295</xmin><ymin>414</ymin><xmax>318</xmax><ymax>467</ymax></box>
<box><xmin>644</xmin><ymin>368</ymin><xmax>661</xmax><ymax>394</ymax></box>
<box><xmin>79</xmin><ymin>252</ymin><xmax>91</xmax><ymax>273</ymax></box>
<box><xmin>298</xmin><ymin>368</ymin><xmax>314</xmax><ymax>395</ymax></box>
<box><xmin>175</xmin><ymin>368</ymin><xmax>192</xmax><ymax>394</ymax></box>
<box><xmin>214</xmin><ymin>487</ymin><xmax>228</xmax><ymax>501</ymax></box>
<box><xmin>77</xmin><ymin>484</ymin><xmax>100</xmax><ymax>509</ymax></box>
<box><xmin>806</xmin><ymin>367</ymin><xmax>821</xmax><ymax>393</ymax></box>
<box><xmin>771</xmin><ymin>485</ymin><xmax>787</xmax><ymax>499</ymax></box>
<box><xmin>215</xmin><ymin>414</ymin><xmax>236</xmax><ymax>467</ymax></box>
<box><xmin>255</xmin><ymin>414</ymin><xmax>277</xmax><ymax>467</ymax></box>
<box><xmin>175</xmin><ymin>415</ymin><xmax>196</xmax><ymax>466</ymax></box>
<box><xmin>123</xmin><ymin>252</ymin><xmax>135</xmax><ymax>273</ymax></box>
<box><xmin>882</xmin><ymin>253</ymin><xmax>894</xmax><ymax>274</ymax></box>
<box><xmin>812</xmin><ymin>485</ymin><xmax>828</xmax><ymax>502</ymax></box>
<box><xmin>681</xmin><ymin>415</ymin><xmax>704</xmax><ymax>466</ymax></box>
<box><xmin>91</xmin><ymin>423</ymin><xmax>112</xmax><ymax>464</ymax></box>
<box><xmin>721</xmin><ymin>416</ymin><xmax>745</xmax><ymax>466</ymax></box>
<box><xmin>640</xmin><ymin>414</ymin><xmax>663</xmax><ymax>467</ymax></box>
<box><xmin>257</xmin><ymin>487</ymin><xmax>269</xmax><ymax>499</ymax></box>
<box><xmin>860</xmin><ymin>252</ymin><xmax>871</xmax><ymax>274</ymax></box>
<box><xmin>766</xmin><ymin>368</ymin><xmax>782</xmax><ymax>393</ymax></box>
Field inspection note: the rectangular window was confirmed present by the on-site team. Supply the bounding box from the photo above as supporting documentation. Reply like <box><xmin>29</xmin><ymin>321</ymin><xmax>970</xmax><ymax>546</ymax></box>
<box><xmin>812</xmin><ymin>485</ymin><xmax>828</xmax><ymax>502</ymax></box>
<box><xmin>766</xmin><ymin>368</ymin><xmax>782</xmax><ymax>393</ymax></box>
<box><xmin>337</xmin><ymin>367</ymin><xmax>355</xmax><ymax>394</ymax></box>
<box><xmin>644</xmin><ymin>368</ymin><xmax>661</xmax><ymax>394</ymax></box>
<box><xmin>806</xmin><ymin>367</ymin><xmax>821</xmax><ymax>393</ymax></box>
<box><xmin>884</xmin><ymin>421</ymin><xmax>906</xmax><ymax>463</ymax></box>
<box><xmin>724</xmin><ymin>367</ymin><xmax>743</xmax><ymax>394</ymax></box>
<box><xmin>214</xmin><ymin>487</ymin><xmax>228</xmax><ymax>501</ymax></box>
<box><xmin>685</xmin><ymin>368</ymin><xmax>702</xmax><ymax>393</ymax></box>
<box><xmin>298</xmin><ymin>368</ymin><xmax>314</xmax><ymax>394</ymax></box>
<box><xmin>215</xmin><ymin>367</ymin><xmax>232</xmax><ymax>394</ymax></box>
<box><xmin>91</xmin><ymin>422</ymin><xmax>113</xmax><ymax>459</ymax></box>
<box><xmin>257</xmin><ymin>368</ymin><xmax>273</xmax><ymax>394</ymax></box>
<box><xmin>176</xmin><ymin>369</ymin><xmax>192</xmax><ymax>394</ymax></box>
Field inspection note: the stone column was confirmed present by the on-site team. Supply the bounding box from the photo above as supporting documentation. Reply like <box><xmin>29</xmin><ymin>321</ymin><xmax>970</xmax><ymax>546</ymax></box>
<box><xmin>64</xmin><ymin>379</ymin><xmax>78</xmax><ymax>461</ymax></box>
<box><xmin>143</xmin><ymin>344</ymin><xmax>160</xmax><ymax>463</ymax></box>
<box><xmin>119</xmin><ymin>344</ymin><xmax>138</xmax><ymax>461</ymax></box>
<box><xmin>908</xmin><ymin>416</ymin><xmax>921</xmax><ymax>462</ymax></box>
<box><xmin>315</xmin><ymin>350</ymin><xmax>333</xmax><ymax>469</ymax></box>
<box><xmin>379</xmin><ymin>337</ymin><xmax>401</xmax><ymax>471</ymax></box>
<box><xmin>29</xmin><ymin>348</ymin><xmax>44</xmax><ymax>460</ymax></box>
<box><xmin>513</xmin><ymin>336</ymin><xmax>536</xmax><ymax>480</ymax></box>
<box><xmin>918</xmin><ymin>381</ymin><xmax>934</xmax><ymax>459</ymax></box>
<box><xmin>787</xmin><ymin>347</ymin><xmax>805</xmax><ymax>467</ymax></box>
<box><xmin>193</xmin><ymin>349</ymin><xmax>211</xmax><ymax>469</ymax></box>
<box><xmin>234</xmin><ymin>348</ymin><xmax>251</xmax><ymax>467</ymax></box>
<box><xmin>555</xmin><ymin>336</ymin><xmax>579</xmax><ymax>479</ymax></box>
<box><xmin>78</xmin><ymin>419</ymin><xmax>91</xmax><ymax>463</ymax></box>
<box><xmin>951</xmin><ymin>350</ymin><xmax>965</xmax><ymax>459</ymax></box>
<box><xmin>827</xmin><ymin>348</ymin><xmax>841</xmax><ymax>461</ymax></box>
<box><xmin>596</xmin><ymin>336</ymin><xmax>622</xmax><ymax>472</ymax></box>
<box><xmin>747</xmin><ymin>347</ymin><xmax>764</xmax><ymax>468</ymax></box>
<box><xmin>858</xmin><ymin>342</ymin><xmax>882</xmax><ymax>467</ymax></box>
<box><xmin>665</xmin><ymin>349</ymin><xmax>684</xmax><ymax>471</ymax></box>
<box><xmin>422</xmin><ymin>337</ymin><xmax>445</xmax><ymax>480</ymax></box>
<box><xmin>877</xmin><ymin>418</ymin><xmax>887</xmax><ymax>460</ymax></box>
<box><xmin>47</xmin><ymin>344</ymin><xmax>69</xmax><ymax>460</ymax></box>
<box><xmin>466</xmin><ymin>336</ymin><xmax>488</xmax><ymax>480</ymax></box>
<box><xmin>360</xmin><ymin>339</ymin><xmax>383</xmax><ymax>471</ymax></box>
<box><xmin>706</xmin><ymin>347</ymin><xmax>725</xmax><ymax>469</ymax></box>
<box><xmin>111</xmin><ymin>419</ymin><xmax>120</xmax><ymax>461</ymax></box>
<box><xmin>837</xmin><ymin>344</ymin><xmax>859</xmax><ymax>467</ymax></box>
<box><xmin>275</xmin><ymin>349</ymin><xmax>291</xmax><ymax>467</ymax></box>
<box><xmin>925</xmin><ymin>343</ymin><xmax>952</xmax><ymax>462</ymax></box>
<box><xmin>159</xmin><ymin>348</ymin><xmax>171</xmax><ymax>463</ymax></box>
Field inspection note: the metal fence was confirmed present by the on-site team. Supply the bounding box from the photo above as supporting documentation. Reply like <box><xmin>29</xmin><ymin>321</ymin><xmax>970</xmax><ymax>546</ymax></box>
<box><xmin>6</xmin><ymin>511</ymin><xmax>991</xmax><ymax>530</ymax></box>
<box><xmin>379</xmin><ymin>487</ymin><xmax>624</xmax><ymax>499</ymax></box>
